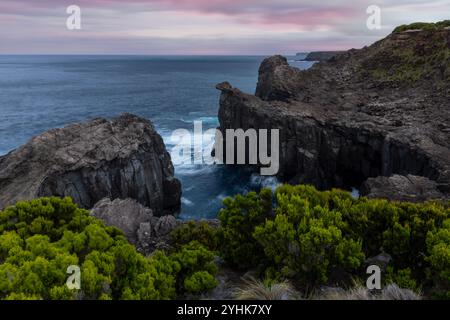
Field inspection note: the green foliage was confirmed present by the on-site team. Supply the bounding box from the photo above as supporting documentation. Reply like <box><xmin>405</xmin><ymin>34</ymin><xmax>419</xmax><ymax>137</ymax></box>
<box><xmin>217</xmin><ymin>184</ymin><xmax>449</xmax><ymax>291</ymax></box>
<box><xmin>385</xmin><ymin>267</ymin><xmax>418</xmax><ymax>291</ymax></box>
<box><xmin>393</xmin><ymin>20</ymin><xmax>450</xmax><ymax>33</ymax></box>
<box><xmin>426</xmin><ymin>219</ymin><xmax>450</xmax><ymax>298</ymax></box>
<box><xmin>217</xmin><ymin>189</ymin><xmax>272</xmax><ymax>269</ymax></box>
<box><xmin>183</xmin><ymin>271</ymin><xmax>217</xmax><ymax>294</ymax></box>
<box><xmin>254</xmin><ymin>186</ymin><xmax>364</xmax><ymax>283</ymax></box>
<box><xmin>170</xmin><ymin>241</ymin><xmax>218</xmax><ymax>295</ymax></box>
<box><xmin>363</xmin><ymin>20</ymin><xmax>450</xmax><ymax>86</ymax></box>
<box><xmin>171</xmin><ymin>221</ymin><xmax>218</xmax><ymax>251</ymax></box>
<box><xmin>0</xmin><ymin>197</ymin><xmax>218</xmax><ymax>300</ymax></box>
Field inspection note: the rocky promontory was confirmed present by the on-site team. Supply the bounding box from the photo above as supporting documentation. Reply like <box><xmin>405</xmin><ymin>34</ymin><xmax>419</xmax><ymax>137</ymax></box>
<box><xmin>302</xmin><ymin>51</ymin><xmax>345</xmax><ymax>62</ymax></box>
<box><xmin>216</xmin><ymin>26</ymin><xmax>450</xmax><ymax>201</ymax></box>
<box><xmin>0</xmin><ymin>113</ymin><xmax>181</xmax><ymax>215</ymax></box>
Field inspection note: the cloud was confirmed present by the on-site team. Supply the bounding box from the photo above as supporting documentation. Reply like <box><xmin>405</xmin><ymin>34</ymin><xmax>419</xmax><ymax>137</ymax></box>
<box><xmin>0</xmin><ymin>0</ymin><xmax>448</xmax><ymax>54</ymax></box>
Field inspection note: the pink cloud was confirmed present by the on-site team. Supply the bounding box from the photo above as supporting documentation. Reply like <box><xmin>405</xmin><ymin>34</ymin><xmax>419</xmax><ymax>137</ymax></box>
<box><xmin>0</xmin><ymin>0</ymin><xmax>364</xmax><ymax>31</ymax></box>
<box><xmin>0</xmin><ymin>0</ymin><xmax>446</xmax><ymax>54</ymax></box>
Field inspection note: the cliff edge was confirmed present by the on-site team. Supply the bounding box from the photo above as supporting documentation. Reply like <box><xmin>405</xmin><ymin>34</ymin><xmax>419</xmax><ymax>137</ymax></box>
<box><xmin>0</xmin><ymin>113</ymin><xmax>182</xmax><ymax>214</ymax></box>
<box><xmin>217</xmin><ymin>23</ymin><xmax>450</xmax><ymax>200</ymax></box>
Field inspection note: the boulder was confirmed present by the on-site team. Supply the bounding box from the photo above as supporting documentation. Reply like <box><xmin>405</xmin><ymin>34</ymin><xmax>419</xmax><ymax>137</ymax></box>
<box><xmin>361</xmin><ymin>175</ymin><xmax>448</xmax><ymax>202</ymax></box>
<box><xmin>0</xmin><ymin>113</ymin><xmax>181</xmax><ymax>215</ymax></box>
<box><xmin>365</xmin><ymin>252</ymin><xmax>393</xmax><ymax>271</ymax></box>
<box><xmin>91</xmin><ymin>198</ymin><xmax>153</xmax><ymax>245</ymax></box>
<box><xmin>90</xmin><ymin>197</ymin><xmax>182</xmax><ymax>253</ymax></box>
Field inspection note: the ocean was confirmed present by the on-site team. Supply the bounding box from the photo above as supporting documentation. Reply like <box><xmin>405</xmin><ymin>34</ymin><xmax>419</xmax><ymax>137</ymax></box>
<box><xmin>0</xmin><ymin>55</ymin><xmax>314</xmax><ymax>219</ymax></box>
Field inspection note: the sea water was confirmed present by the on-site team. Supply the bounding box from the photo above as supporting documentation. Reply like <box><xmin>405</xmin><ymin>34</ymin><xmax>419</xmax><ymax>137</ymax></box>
<box><xmin>0</xmin><ymin>55</ymin><xmax>314</xmax><ymax>219</ymax></box>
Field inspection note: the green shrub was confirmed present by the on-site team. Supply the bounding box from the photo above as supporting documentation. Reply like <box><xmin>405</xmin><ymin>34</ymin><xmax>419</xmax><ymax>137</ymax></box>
<box><xmin>426</xmin><ymin>219</ymin><xmax>450</xmax><ymax>298</ymax></box>
<box><xmin>183</xmin><ymin>271</ymin><xmax>218</xmax><ymax>294</ymax></box>
<box><xmin>394</xmin><ymin>20</ymin><xmax>450</xmax><ymax>33</ymax></box>
<box><xmin>171</xmin><ymin>221</ymin><xmax>218</xmax><ymax>251</ymax></box>
<box><xmin>385</xmin><ymin>267</ymin><xmax>418</xmax><ymax>291</ymax></box>
<box><xmin>217</xmin><ymin>189</ymin><xmax>272</xmax><ymax>269</ymax></box>
<box><xmin>170</xmin><ymin>241</ymin><xmax>218</xmax><ymax>295</ymax></box>
<box><xmin>217</xmin><ymin>184</ymin><xmax>449</xmax><ymax>291</ymax></box>
<box><xmin>254</xmin><ymin>186</ymin><xmax>364</xmax><ymax>283</ymax></box>
<box><xmin>0</xmin><ymin>197</ymin><xmax>218</xmax><ymax>300</ymax></box>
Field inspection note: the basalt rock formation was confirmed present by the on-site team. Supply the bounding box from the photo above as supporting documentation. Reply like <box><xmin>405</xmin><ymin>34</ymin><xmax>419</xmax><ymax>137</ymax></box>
<box><xmin>0</xmin><ymin>113</ymin><xmax>181</xmax><ymax>215</ymax></box>
<box><xmin>216</xmin><ymin>25</ymin><xmax>450</xmax><ymax>201</ymax></box>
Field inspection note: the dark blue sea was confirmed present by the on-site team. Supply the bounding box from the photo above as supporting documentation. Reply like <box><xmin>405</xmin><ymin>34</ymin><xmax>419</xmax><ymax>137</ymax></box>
<box><xmin>0</xmin><ymin>55</ymin><xmax>314</xmax><ymax>219</ymax></box>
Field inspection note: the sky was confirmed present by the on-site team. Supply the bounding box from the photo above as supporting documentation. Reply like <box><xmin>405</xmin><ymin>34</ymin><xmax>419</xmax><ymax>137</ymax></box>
<box><xmin>0</xmin><ymin>0</ymin><xmax>448</xmax><ymax>55</ymax></box>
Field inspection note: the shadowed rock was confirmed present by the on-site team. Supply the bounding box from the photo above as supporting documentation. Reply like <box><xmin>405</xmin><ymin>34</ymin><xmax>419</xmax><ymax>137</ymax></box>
<box><xmin>361</xmin><ymin>174</ymin><xmax>448</xmax><ymax>202</ymax></box>
<box><xmin>0</xmin><ymin>113</ymin><xmax>181</xmax><ymax>214</ymax></box>
<box><xmin>90</xmin><ymin>197</ymin><xmax>182</xmax><ymax>253</ymax></box>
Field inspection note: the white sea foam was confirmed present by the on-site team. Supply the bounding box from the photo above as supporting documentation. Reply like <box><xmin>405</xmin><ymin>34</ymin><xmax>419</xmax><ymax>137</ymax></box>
<box><xmin>249</xmin><ymin>173</ymin><xmax>281</xmax><ymax>191</ymax></box>
<box><xmin>351</xmin><ymin>187</ymin><xmax>360</xmax><ymax>199</ymax></box>
<box><xmin>181</xmin><ymin>197</ymin><xmax>194</xmax><ymax>206</ymax></box>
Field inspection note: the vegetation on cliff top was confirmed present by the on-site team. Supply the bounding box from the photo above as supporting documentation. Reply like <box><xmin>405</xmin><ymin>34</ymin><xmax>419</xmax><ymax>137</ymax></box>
<box><xmin>364</xmin><ymin>20</ymin><xmax>450</xmax><ymax>86</ymax></box>
<box><xmin>393</xmin><ymin>20</ymin><xmax>450</xmax><ymax>33</ymax></box>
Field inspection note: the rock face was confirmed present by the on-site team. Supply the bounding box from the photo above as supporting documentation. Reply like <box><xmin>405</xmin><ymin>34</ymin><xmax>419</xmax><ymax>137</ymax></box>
<box><xmin>216</xmin><ymin>28</ymin><xmax>450</xmax><ymax>201</ymax></box>
<box><xmin>91</xmin><ymin>198</ymin><xmax>182</xmax><ymax>253</ymax></box>
<box><xmin>0</xmin><ymin>113</ymin><xmax>181</xmax><ymax>214</ymax></box>
<box><xmin>91</xmin><ymin>198</ymin><xmax>154</xmax><ymax>245</ymax></box>
<box><xmin>303</xmin><ymin>51</ymin><xmax>345</xmax><ymax>62</ymax></box>
<box><xmin>361</xmin><ymin>175</ymin><xmax>448</xmax><ymax>202</ymax></box>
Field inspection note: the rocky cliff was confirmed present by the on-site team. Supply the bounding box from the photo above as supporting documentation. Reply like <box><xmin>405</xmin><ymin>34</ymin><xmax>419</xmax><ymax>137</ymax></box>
<box><xmin>216</xmin><ymin>26</ymin><xmax>450</xmax><ymax>200</ymax></box>
<box><xmin>0</xmin><ymin>113</ymin><xmax>181</xmax><ymax>215</ymax></box>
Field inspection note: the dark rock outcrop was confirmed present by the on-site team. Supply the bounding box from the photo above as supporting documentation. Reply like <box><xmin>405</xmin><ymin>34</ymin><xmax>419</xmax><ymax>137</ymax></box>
<box><xmin>365</xmin><ymin>253</ymin><xmax>393</xmax><ymax>271</ymax></box>
<box><xmin>361</xmin><ymin>175</ymin><xmax>448</xmax><ymax>202</ymax></box>
<box><xmin>91</xmin><ymin>197</ymin><xmax>182</xmax><ymax>253</ymax></box>
<box><xmin>216</xmin><ymin>28</ymin><xmax>450</xmax><ymax>200</ymax></box>
<box><xmin>91</xmin><ymin>198</ymin><xmax>154</xmax><ymax>245</ymax></box>
<box><xmin>0</xmin><ymin>113</ymin><xmax>181</xmax><ymax>215</ymax></box>
<box><xmin>303</xmin><ymin>51</ymin><xmax>345</xmax><ymax>62</ymax></box>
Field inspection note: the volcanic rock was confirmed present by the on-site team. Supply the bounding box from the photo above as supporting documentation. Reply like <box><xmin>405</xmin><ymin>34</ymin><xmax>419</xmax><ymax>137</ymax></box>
<box><xmin>0</xmin><ymin>113</ymin><xmax>181</xmax><ymax>214</ymax></box>
<box><xmin>216</xmin><ymin>27</ymin><xmax>450</xmax><ymax>200</ymax></box>
<box><xmin>361</xmin><ymin>174</ymin><xmax>448</xmax><ymax>202</ymax></box>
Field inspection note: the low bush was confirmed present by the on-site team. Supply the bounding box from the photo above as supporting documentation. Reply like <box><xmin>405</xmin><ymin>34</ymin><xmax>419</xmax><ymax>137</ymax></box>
<box><xmin>217</xmin><ymin>184</ymin><xmax>449</xmax><ymax>293</ymax></box>
<box><xmin>170</xmin><ymin>241</ymin><xmax>218</xmax><ymax>295</ymax></box>
<box><xmin>0</xmin><ymin>197</ymin><xmax>218</xmax><ymax>300</ymax></box>
<box><xmin>170</xmin><ymin>221</ymin><xmax>218</xmax><ymax>251</ymax></box>
<box><xmin>393</xmin><ymin>20</ymin><xmax>450</xmax><ymax>33</ymax></box>
<box><xmin>216</xmin><ymin>189</ymin><xmax>272</xmax><ymax>269</ymax></box>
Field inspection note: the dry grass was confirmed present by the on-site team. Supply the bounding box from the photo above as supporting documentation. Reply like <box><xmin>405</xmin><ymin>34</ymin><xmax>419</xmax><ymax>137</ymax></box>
<box><xmin>319</xmin><ymin>284</ymin><xmax>421</xmax><ymax>300</ymax></box>
<box><xmin>233</xmin><ymin>276</ymin><xmax>421</xmax><ymax>300</ymax></box>
<box><xmin>233</xmin><ymin>277</ymin><xmax>301</xmax><ymax>300</ymax></box>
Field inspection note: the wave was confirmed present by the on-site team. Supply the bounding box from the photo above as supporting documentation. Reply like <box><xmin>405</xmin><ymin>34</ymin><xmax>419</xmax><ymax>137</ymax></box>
<box><xmin>181</xmin><ymin>197</ymin><xmax>194</xmax><ymax>206</ymax></box>
<box><xmin>249</xmin><ymin>173</ymin><xmax>282</xmax><ymax>191</ymax></box>
<box><xmin>175</xmin><ymin>164</ymin><xmax>217</xmax><ymax>176</ymax></box>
